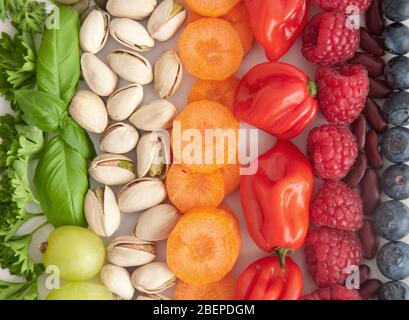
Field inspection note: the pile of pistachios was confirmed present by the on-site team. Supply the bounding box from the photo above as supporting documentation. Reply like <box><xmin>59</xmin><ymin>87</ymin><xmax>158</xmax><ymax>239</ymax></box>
<box><xmin>59</xmin><ymin>0</ymin><xmax>187</xmax><ymax>300</ymax></box>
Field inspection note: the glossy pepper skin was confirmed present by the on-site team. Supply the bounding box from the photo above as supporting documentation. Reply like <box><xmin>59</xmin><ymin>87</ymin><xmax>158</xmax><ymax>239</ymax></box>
<box><xmin>234</xmin><ymin>62</ymin><xmax>318</xmax><ymax>140</ymax></box>
<box><xmin>237</xmin><ymin>256</ymin><xmax>304</xmax><ymax>300</ymax></box>
<box><xmin>240</xmin><ymin>140</ymin><xmax>314</xmax><ymax>253</ymax></box>
<box><xmin>245</xmin><ymin>0</ymin><xmax>308</xmax><ymax>61</ymax></box>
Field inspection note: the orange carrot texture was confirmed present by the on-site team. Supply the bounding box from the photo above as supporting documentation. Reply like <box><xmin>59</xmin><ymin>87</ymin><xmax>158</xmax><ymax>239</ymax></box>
<box><xmin>167</xmin><ymin>207</ymin><xmax>241</xmax><ymax>285</ymax></box>
<box><xmin>175</xmin><ymin>274</ymin><xmax>237</xmax><ymax>300</ymax></box>
<box><xmin>178</xmin><ymin>18</ymin><xmax>243</xmax><ymax>80</ymax></box>
<box><xmin>220</xmin><ymin>163</ymin><xmax>240</xmax><ymax>195</ymax></box>
<box><xmin>183</xmin><ymin>0</ymin><xmax>241</xmax><ymax>17</ymax></box>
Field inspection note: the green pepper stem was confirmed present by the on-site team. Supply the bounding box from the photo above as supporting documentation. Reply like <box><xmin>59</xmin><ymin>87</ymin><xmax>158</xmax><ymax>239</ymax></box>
<box><xmin>308</xmin><ymin>80</ymin><xmax>318</xmax><ymax>98</ymax></box>
<box><xmin>274</xmin><ymin>248</ymin><xmax>291</xmax><ymax>270</ymax></box>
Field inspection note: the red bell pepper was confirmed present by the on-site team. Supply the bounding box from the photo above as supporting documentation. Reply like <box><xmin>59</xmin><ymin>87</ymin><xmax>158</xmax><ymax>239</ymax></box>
<box><xmin>237</xmin><ymin>256</ymin><xmax>303</xmax><ymax>300</ymax></box>
<box><xmin>240</xmin><ymin>140</ymin><xmax>313</xmax><ymax>253</ymax></box>
<box><xmin>235</xmin><ymin>62</ymin><xmax>318</xmax><ymax>140</ymax></box>
<box><xmin>245</xmin><ymin>0</ymin><xmax>308</xmax><ymax>61</ymax></box>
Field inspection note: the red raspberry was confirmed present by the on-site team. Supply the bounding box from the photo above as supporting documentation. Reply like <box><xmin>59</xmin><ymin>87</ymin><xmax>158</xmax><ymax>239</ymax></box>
<box><xmin>305</xmin><ymin>227</ymin><xmax>363</xmax><ymax>288</ymax></box>
<box><xmin>316</xmin><ymin>64</ymin><xmax>369</xmax><ymax>125</ymax></box>
<box><xmin>311</xmin><ymin>181</ymin><xmax>364</xmax><ymax>232</ymax></box>
<box><xmin>302</xmin><ymin>12</ymin><xmax>360</xmax><ymax>66</ymax></box>
<box><xmin>312</xmin><ymin>0</ymin><xmax>373</xmax><ymax>13</ymax></box>
<box><xmin>307</xmin><ymin>125</ymin><xmax>358</xmax><ymax>180</ymax></box>
<box><xmin>302</xmin><ymin>285</ymin><xmax>362</xmax><ymax>300</ymax></box>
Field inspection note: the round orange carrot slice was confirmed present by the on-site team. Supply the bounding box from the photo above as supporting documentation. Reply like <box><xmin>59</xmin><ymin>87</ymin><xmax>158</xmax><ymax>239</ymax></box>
<box><xmin>220</xmin><ymin>163</ymin><xmax>240</xmax><ymax>195</ymax></box>
<box><xmin>166</xmin><ymin>164</ymin><xmax>225</xmax><ymax>213</ymax></box>
<box><xmin>175</xmin><ymin>274</ymin><xmax>237</xmax><ymax>300</ymax></box>
<box><xmin>171</xmin><ymin>100</ymin><xmax>239</xmax><ymax>173</ymax></box>
<box><xmin>184</xmin><ymin>0</ymin><xmax>241</xmax><ymax>17</ymax></box>
<box><xmin>188</xmin><ymin>76</ymin><xmax>240</xmax><ymax>112</ymax></box>
<box><xmin>167</xmin><ymin>207</ymin><xmax>241</xmax><ymax>285</ymax></box>
<box><xmin>178</xmin><ymin>18</ymin><xmax>243</xmax><ymax>81</ymax></box>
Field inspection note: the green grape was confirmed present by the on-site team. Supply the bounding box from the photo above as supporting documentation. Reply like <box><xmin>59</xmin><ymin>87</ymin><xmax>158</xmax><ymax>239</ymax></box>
<box><xmin>43</xmin><ymin>226</ymin><xmax>105</xmax><ymax>281</ymax></box>
<box><xmin>46</xmin><ymin>282</ymin><xmax>113</xmax><ymax>300</ymax></box>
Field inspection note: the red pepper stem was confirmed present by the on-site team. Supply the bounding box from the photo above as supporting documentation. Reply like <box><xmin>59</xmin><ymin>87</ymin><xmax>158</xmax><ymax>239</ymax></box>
<box><xmin>308</xmin><ymin>80</ymin><xmax>318</xmax><ymax>98</ymax></box>
<box><xmin>274</xmin><ymin>248</ymin><xmax>291</xmax><ymax>270</ymax></box>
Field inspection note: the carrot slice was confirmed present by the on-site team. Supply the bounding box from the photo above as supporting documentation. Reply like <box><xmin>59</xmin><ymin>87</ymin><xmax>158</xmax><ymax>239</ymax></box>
<box><xmin>184</xmin><ymin>0</ymin><xmax>241</xmax><ymax>17</ymax></box>
<box><xmin>166</xmin><ymin>164</ymin><xmax>225</xmax><ymax>213</ymax></box>
<box><xmin>175</xmin><ymin>274</ymin><xmax>237</xmax><ymax>300</ymax></box>
<box><xmin>188</xmin><ymin>76</ymin><xmax>240</xmax><ymax>112</ymax></box>
<box><xmin>179</xmin><ymin>18</ymin><xmax>243</xmax><ymax>81</ymax></box>
<box><xmin>220</xmin><ymin>163</ymin><xmax>240</xmax><ymax>195</ymax></box>
<box><xmin>187</xmin><ymin>3</ymin><xmax>254</xmax><ymax>56</ymax></box>
<box><xmin>167</xmin><ymin>207</ymin><xmax>241</xmax><ymax>285</ymax></box>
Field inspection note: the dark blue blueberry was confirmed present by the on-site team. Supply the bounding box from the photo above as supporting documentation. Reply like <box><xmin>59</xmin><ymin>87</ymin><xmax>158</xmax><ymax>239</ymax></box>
<box><xmin>381</xmin><ymin>164</ymin><xmax>409</xmax><ymax>200</ymax></box>
<box><xmin>377</xmin><ymin>241</ymin><xmax>409</xmax><ymax>280</ymax></box>
<box><xmin>383</xmin><ymin>23</ymin><xmax>409</xmax><ymax>55</ymax></box>
<box><xmin>374</xmin><ymin>201</ymin><xmax>409</xmax><ymax>241</ymax></box>
<box><xmin>378</xmin><ymin>281</ymin><xmax>409</xmax><ymax>300</ymax></box>
<box><xmin>383</xmin><ymin>0</ymin><xmax>409</xmax><ymax>22</ymax></box>
<box><xmin>383</xmin><ymin>91</ymin><xmax>409</xmax><ymax>126</ymax></box>
<box><xmin>385</xmin><ymin>56</ymin><xmax>409</xmax><ymax>90</ymax></box>
<box><xmin>381</xmin><ymin>127</ymin><xmax>409</xmax><ymax>163</ymax></box>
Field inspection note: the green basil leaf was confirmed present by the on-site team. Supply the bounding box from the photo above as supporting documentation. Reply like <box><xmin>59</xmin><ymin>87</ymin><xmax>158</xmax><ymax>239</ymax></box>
<box><xmin>14</xmin><ymin>89</ymin><xmax>65</xmax><ymax>132</ymax></box>
<box><xmin>37</xmin><ymin>6</ymin><xmax>80</xmax><ymax>105</ymax></box>
<box><xmin>60</xmin><ymin>116</ymin><xmax>96</xmax><ymax>159</ymax></box>
<box><xmin>34</xmin><ymin>136</ymin><xmax>88</xmax><ymax>227</ymax></box>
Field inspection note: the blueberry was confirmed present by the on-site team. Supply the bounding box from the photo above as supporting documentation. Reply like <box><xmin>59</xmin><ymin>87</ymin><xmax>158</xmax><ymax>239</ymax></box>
<box><xmin>377</xmin><ymin>241</ymin><xmax>409</xmax><ymax>280</ymax></box>
<box><xmin>374</xmin><ymin>201</ymin><xmax>409</xmax><ymax>241</ymax></box>
<box><xmin>385</xmin><ymin>56</ymin><xmax>409</xmax><ymax>90</ymax></box>
<box><xmin>383</xmin><ymin>0</ymin><xmax>409</xmax><ymax>22</ymax></box>
<box><xmin>378</xmin><ymin>281</ymin><xmax>409</xmax><ymax>300</ymax></box>
<box><xmin>383</xmin><ymin>23</ymin><xmax>409</xmax><ymax>55</ymax></box>
<box><xmin>381</xmin><ymin>127</ymin><xmax>409</xmax><ymax>163</ymax></box>
<box><xmin>383</xmin><ymin>91</ymin><xmax>409</xmax><ymax>126</ymax></box>
<box><xmin>381</xmin><ymin>164</ymin><xmax>409</xmax><ymax>200</ymax></box>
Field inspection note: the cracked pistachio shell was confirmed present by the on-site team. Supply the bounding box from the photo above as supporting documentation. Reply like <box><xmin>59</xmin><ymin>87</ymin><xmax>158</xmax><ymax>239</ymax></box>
<box><xmin>80</xmin><ymin>10</ymin><xmax>110</xmax><ymax>54</ymax></box>
<box><xmin>69</xmin><ymin>90</ymin><xmax>108</xmax><ymax>133</ymax></box>
<box><xmin>107</xmin><ymin>236</ymin><xmax>156</xmax><ymax>267</ymax></box>
<box><xmin>84</xmin><ymin>186</ymin><xmax>121</xmax><ymax>237</ymax></box>
<box><xmin>154</xmin><ymin>49</ymin><xmax>183</xmax><ymax>98</ymax></box>
<box><xmin>89</xmin><ymin>154</ymin><xmax>136</xmax><ymax>186</ymax></box>
<box><xmin>107</xmin><ymin>49</ymin><xmax>153</xmax><ymax>85</ymax></box>
<box><xmin>107</xmin><ymin>0</ymin><xmax>157</xmax><ymax>20</ymax></box>
<box><xmin>136</xmin><ymin>294</ymin><xmax>171</xmax><ymax>300</ymax></box>
<box><xmin>131</xmin><ymin>262</ymin><xmax>176</xmax><ymax>294</ymax></box>
<box><xmin>110</xmin><ymin>18</ymin><xmax>155</xmax><ymax>52</ymax></box>
<box><xmin>107</xmin><ymin>84</ymin><xmax>144</xmax><ymax>121</ymax></box>
<box><xmin>134</xmin><ymin>204</ymin><xmax>180</xmax><ymax>242</ymax></box>
<box><xmin>100</xmin><ymin>264</ymin><xmax>135</xmax><ymax>300</ymax></box>
<box><xmin>129</xmin><ymin>99</ymin><xmax>177</xmax><ymax>131</ymax></box>
<box><xmin>100</xmin><ymin>123</ymin><xmax>139</xmax><ymax>154</ymax></box>
<box><xmin>147</xmin><ymin>0</ymin><xmax>186</xmax><ymax>41</ymax></box>
<box><xmin>118</xmin><ymin>178</ymin><xmax>167</xmax><ymax>213</ymax></box>
<box><xmin>81</xmin><ymin>53</ymin><xmax>118</xmax><ymax>97</ymax></box>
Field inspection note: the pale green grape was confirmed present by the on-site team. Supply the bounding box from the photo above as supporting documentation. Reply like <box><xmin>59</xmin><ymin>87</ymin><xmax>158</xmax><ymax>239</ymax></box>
<box><xmin>46</xmin><ymin>282</ymin><xmax>113</xmax><ymax>300</ymax></box>
<box><xmin>43</xmin><ymin>226</ymin><xmax>105</xmax><ymax>281</ymax></box>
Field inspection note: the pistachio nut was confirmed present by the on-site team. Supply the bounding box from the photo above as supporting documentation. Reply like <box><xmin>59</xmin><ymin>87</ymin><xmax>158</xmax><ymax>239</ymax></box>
<box><xmin>110</xmin><ymin>18</ymin><xmax>155</xmax><ymax>52</ymax></box>
<box><xmin>136</xmin><ymin>294</ymin><xmax>171</xmax><ymax>300</ymax></box>
<box><xmin>129</xmin><ymin>99</ymin><xmax>177</xmax><ymax>131</ymax></box>
<box><xmin>69</xmin><ymin>90</ymin><xmax>108</xmax><ymax>133</ymax></box>
<box><xmin>80</xmin><ymin>5</ymin><xmax>97</xmax><ymax>24</ymax></box>
<box><xmin>89</xmin><ymin>154</ymin><xmax>136</xmax><ymax>186</ymax></box>
<box><xmin>154</xmin><ymin>49</ymin><xmax>183</xmax><ymax>98</ymax></box>
<box><xmin>100</xmin><ymin>123</ymin><xmax>139</xmax><ymax>154</ymax></box>
<box><xmin>80</xmin><ymin>10</ymin><xmax>109</xmax><ymax>54</ymax></box>
<box><xmin>107</xmin><ymin>0</ymin><xmax>157</xmax><ymax>20</ymax></box>
<box><xmin>100</xmin><ymin>264</ymin><xmax>135</xmax><ymax>300</ymax></box>
<box><xmin>84</xmin><ymin>186</ymin><xmax>121</xmax><ymax>237</ymax></box>
<box><xmin>134</xmin><ymin>204</ymin><xmax>180</xmax><ymax>242</ymax></box>
<box><xmin>107</xmin><ymin>236</ymin><xmax>156</xmax><ymax>267</ymax></box>
<box><xmin>136</xmin><ymin>131</ymin><xmax>170</xmax><ymax>179</ymax></box>
<box><xmin>107</xmin><ymin>84</ymin><xmax>144</xmax><ymax>121</ymax></box>
<box><xmin>131</xmin><ymin>262</ymin><xmax>176</xmax><ymax>294</ymax></box>
<box><xmin>147</xmin><ymin>0</ymin><xmax>186</xmax><ymax>41</ymax></box>
<box><xmin>94</xmin><ymin>0</ymin><xmax>107</xmax><ymax>10</ymax></box>
<box><xmin>107</xmin><ymin>49</ymin><xmax>153</xmax><ymax>85</ymax></box>
<box><xmin>81</xmin><ymin>53</ymin><xmax>118</xmax><ymax>97</ymax></box>
<box><xmin>118</xmin><ymin>178</ymin><xmax>167</xmax><ymax>213</ymax></box>
<box><xmin>72</xmin><ymin>0</ymin><xmax>90</xmax><ymax>15</ymax></box>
